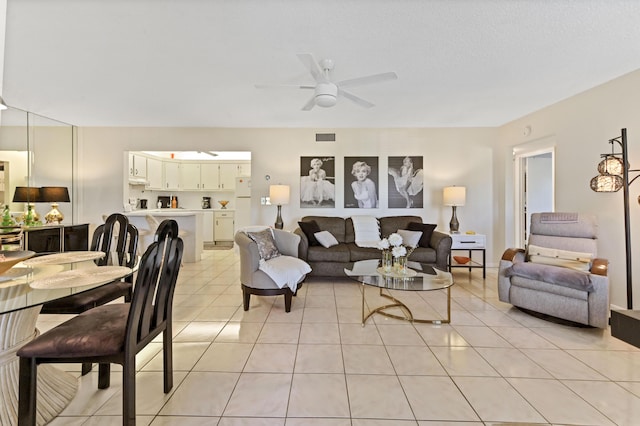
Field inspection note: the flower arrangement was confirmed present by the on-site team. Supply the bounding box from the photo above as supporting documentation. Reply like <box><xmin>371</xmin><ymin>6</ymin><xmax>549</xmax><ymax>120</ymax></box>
<box><xmin>378</xmin><ymin>232</ymin><xmax>416</xmax><ymax>258</ymax></box>
<box><xmin>378</xmin><ymin>232</ymin><xmax>416</xmax><ymax>275</ymax></box>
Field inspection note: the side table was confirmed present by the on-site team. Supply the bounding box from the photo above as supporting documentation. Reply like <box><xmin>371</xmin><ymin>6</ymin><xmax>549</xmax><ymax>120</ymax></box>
<box><xmin>448</xmin><ymin>232</ymin><xmax>486</xmax><ymax>278</ymax></box>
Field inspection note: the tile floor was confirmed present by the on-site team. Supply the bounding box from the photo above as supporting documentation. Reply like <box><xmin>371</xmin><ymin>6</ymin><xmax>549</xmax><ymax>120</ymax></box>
<box><xmin>37</xmin><ymin>249</ymin><xmax>640</xmax><ymax>425</ymax></box>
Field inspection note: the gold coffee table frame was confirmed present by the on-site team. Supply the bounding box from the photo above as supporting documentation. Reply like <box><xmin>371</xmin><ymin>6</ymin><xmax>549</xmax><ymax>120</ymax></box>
<box><xmin>345</xmin><ymin>259</ymin><xmax>454</xmax><ymax>326</ymax></box>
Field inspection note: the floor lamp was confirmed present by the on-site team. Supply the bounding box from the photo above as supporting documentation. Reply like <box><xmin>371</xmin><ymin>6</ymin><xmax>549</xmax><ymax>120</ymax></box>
<box><xmin>590</xmin><ymin>128</ymin><xmax>637</xmax><ymax>309</ymax></box>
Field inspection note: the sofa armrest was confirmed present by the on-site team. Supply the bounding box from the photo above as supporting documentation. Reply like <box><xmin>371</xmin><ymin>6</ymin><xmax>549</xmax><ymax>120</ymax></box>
<box><xmin>502</xmin><ymin>248</ymin><xmax>525</xmax><ymax>262</ymax></box>
<box><xmin>590</xmin><ymin>258</ymin><xmax>608</xmax><ymax>276</ymax></box>
<box><xmin>430</xmin><ymin>231</ymin><xmax>452</xmax><ymax>271</ymax></box>
<box><xmin>273</xmin><ymin>229</ymin><xmax>301</xmax><ymax>257</ymax></box>
<box><xmin>294</xmin><ymin>228</ymin><xmax>310</xmax><ymax>260</ymax></box>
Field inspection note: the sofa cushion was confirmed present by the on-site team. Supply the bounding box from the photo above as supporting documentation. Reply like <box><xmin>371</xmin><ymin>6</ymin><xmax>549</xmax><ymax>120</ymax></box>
<box><xmin>298</xmin><ymin>220</ymin><xmax>321</xmax><ymax>246</ymax></box>
<box><xmin>379</xmin><ymin>215</ymin><xmax>422</xmax><ymax>238</ymax></box>
<box><xmin>315</xmin><ymin>230</ymin><xmax>339</xmax><ymax>248</ymax></box>
<box><xmin>302</xmin><ymin>216</ymin><xmax>347</xmax><ymax>243</ymax></box>
<box><xmin>504</xmin><ymin>262</ymin><xmax>594</xmax><ymax>292</ymax></box>
<box><xmin>307</xmin><ymin>244</ymin><xmax>351</xmax><ymax>263</ymax></box>
<box><xmin>397</xmin><ymin>229</ymin><xmax>422</xmax><ymax>248</ymax></box>
<box><xmin>407</xmin><ymin>222</ymin><xmax>437</xmax><ymax>248</ymax></box>
<box><xmin>348</xmin><ymin>243</ymin><xmax>382</xmax><ymax>262</ymax></box>
<box><xmin>408</xmin><ymin>247</ymin><xmax>437</xmax><ymax>264</ymax></box>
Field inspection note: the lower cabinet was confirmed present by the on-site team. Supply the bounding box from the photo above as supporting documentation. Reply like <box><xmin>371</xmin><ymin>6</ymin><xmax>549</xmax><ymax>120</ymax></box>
<box><xmin>25</xmin><ymin>224</ymin><xmax>89</xmax><ymax>253</ymax></box>
<box><xmin>202</xmin><ymin>211</ymin><xmax>214</xmax><ymax>242</ymax></box>
<box><xmin>214</xmin><ymin>211</ymin><xmax>234</xmax><ymax>242</ymax></box>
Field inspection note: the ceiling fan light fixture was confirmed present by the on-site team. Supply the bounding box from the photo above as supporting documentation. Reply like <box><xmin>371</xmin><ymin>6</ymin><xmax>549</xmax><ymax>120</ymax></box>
<box><xmin>314</xmin><ymin>82</ymin><xmax>338</xmax><ymax>108</ymax></box>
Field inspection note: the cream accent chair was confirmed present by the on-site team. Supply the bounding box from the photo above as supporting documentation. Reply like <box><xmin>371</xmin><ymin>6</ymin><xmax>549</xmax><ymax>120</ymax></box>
<box><xmin>498</xmin><ymin>213</ymin><xmax>609</xmax><ymax>328</ymax></box>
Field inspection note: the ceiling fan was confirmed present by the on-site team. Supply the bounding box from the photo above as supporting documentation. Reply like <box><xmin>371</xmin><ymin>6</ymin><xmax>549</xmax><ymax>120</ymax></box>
<box><xmin>256</xmin><ymin>53</ymin><xmax>398</xmax><ymax>111</ymax></box>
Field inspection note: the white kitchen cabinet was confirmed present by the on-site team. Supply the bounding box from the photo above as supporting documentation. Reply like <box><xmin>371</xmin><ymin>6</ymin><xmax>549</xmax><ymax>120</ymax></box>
<box><xmin>237</xmin><ymin>162</ymin><xmax>251</xmax><ymax>177</ymax></box>
<box><xmin>202</xmin><ymin>210</ymin><xmax>214</xmax><ymax>242</ymax></box>
<box><xmin>146</xmin><ymin>157</ymin><xmax>163</xmax><ymax>189</ymax></box>
<box><xmin>163</xmin><ymin>161</ymin><xmax>181</xmax><ymax>190</ymax></box>
<box><xmin>181</xmin><ymin>163</ymin><xmax>201</xmax><ymax>190</ymax></box>
<box><xmin>219</xmin><ymin>163</ymin><xmax>238</xmax><ymax>190</ymax></box>
<box><xmin>200</xmin><ymin>163</ymin><xmax>220</xmax><ymax>190</ymax></box>
<box><xmin>129</xmin><ymin>153</ymin><xmax>147</xmax><ymax>178</ymax></box>
<box><xmin>214</xmin><ymin>211</ymin><xmax>234</xmax><ymax>241</ymax></box>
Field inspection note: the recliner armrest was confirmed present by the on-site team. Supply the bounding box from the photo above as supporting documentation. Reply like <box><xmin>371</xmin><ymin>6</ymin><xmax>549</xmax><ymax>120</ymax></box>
<box><xmin>590</xmin><ymin>258</ymin><xmax>608</xmax><ymax>276</ymax></box>
<box><xmin>502</xmin><ymin>248</ymin><xmax>525</xmax><ymax>262</ymax></box>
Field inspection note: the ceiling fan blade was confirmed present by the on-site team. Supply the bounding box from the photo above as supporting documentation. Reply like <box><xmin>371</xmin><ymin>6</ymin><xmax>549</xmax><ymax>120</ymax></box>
<box><xmin>339</xmin><ymin>88</ymin><xmax>374</xmax><ymax>108</ymax></box>
<box><xmin>297</xmin><ymin>53</ymin><xmax>327</xmax><ymax>83</ymax></box>
<box><xmin>301</xmin><ymin>95</ymin><xmax>316</xmax><ymax>111</ymax></box>
<box><xmin>336</xmin><ymin>72</ymin><xmax>398</xmax><ymax>88</ymax></box>
<box><xmin>255</xmin><ymin>84</ymin><xmax>315</xmax><ymax>90</ymax></box>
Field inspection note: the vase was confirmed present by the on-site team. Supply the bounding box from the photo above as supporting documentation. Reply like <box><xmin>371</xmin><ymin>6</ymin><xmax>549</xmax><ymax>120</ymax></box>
<box><xmin>394</xmin><ymin>256</ymin><xmax>407</xmax><ymax>275</ymax></box>
<box><xmin>382</xmin><ymin>250</ymin><xmax>393</xmax><ymax>272</ymax></box>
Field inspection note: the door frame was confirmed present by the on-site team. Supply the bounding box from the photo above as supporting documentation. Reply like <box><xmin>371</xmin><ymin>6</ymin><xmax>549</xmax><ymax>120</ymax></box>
<box><xmin>513</xmin><ymin>137</ymin><xmax>556</xmax><ymax>248</ymax></box>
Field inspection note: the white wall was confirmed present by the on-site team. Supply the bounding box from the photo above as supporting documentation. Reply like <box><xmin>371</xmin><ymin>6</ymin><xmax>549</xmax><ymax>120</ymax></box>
<box><xmin>498</xmin><ymin>68</ymin><xmax>640</xmax><ymax>309</ymax></box>
<box><xmin>77</xmin><ymin>126</ymin><xmax>500</xmax><ymax>263</ymax></box>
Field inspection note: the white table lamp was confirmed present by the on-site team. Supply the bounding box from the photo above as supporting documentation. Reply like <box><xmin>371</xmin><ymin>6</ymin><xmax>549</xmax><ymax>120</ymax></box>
<box><xmin>443</xmin><ymin>186</ymin><xmax>466</xmax><ymax>233</ymax></box>
<box><xmin>269</xmin><ymin>185</ymin><xmax>290</xmax><ymax>229</ymax></box>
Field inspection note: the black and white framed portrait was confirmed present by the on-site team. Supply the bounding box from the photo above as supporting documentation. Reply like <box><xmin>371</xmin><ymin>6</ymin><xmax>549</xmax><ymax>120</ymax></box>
<box><xmin>388</xmin><ymin>156</ymin><xmax>424</xmax><ymax>208</ymax></box>
<box><xmin>344</xmin><ymin>156</ymin><xmax>379</xmax><ymax>208</ymax></box>
<box><xmin>300</xmin><ymin>156</ymin><xmax>336</xmax><ymax>208</ymax></box>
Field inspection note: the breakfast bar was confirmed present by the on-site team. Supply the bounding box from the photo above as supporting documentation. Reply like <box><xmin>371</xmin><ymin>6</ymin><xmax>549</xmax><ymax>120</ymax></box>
<box><xmin>124</xmin><ymin>210</ymin><xmax>203</xmax><ymax>263</ymax></box>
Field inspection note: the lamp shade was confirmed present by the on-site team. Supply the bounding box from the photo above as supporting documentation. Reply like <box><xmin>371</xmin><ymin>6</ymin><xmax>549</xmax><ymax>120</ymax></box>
<box><xmin>13</xmin><ymin>187</ymin><xmax>41</xmax><ymax>202</ymax></box>
<box><xmin>269</xmin><ymin>185</ymin><xmax>290</xmax><ymax>205</ymax></box>
<box><xmin>40</xmin><ymin>186</ymin><xmax>70</xmax><ymax>202</ymax></box>
<box><xmin>443</xmin><ymin>186</ymin><xmax>466</xmax><ymax>206</ymax></box>
<box><xmin>590</xmin><ymin>174</ymin><xmax>623</xmax><ymax>192</ymax></box>
<box><xmin>597</xmin><ymin>156</ymin><xmax>625</xmax><ymax>176</ymax></box>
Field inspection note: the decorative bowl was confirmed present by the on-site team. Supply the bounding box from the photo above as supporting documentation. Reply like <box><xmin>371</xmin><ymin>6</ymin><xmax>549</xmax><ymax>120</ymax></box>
<box><xmin>453</xmin><ymin>255</ymin><xmax>471</xmax><ymax>265</ymax></box>
<box><xmin>218</xmin><ymin>200</ymin><xmax>229</xmax><ymax>209</ymax></box>
<box><xmin>0</xmin><ymin>250</ymin><xmax>36</xmax><ymax>275</ymax></box>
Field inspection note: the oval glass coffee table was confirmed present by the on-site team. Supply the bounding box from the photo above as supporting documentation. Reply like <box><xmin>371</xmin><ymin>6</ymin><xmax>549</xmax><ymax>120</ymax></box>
<box><xmin>344</xmin><ymin>259</ymin><xmax>454</xmax><ymax>325</ymax></box>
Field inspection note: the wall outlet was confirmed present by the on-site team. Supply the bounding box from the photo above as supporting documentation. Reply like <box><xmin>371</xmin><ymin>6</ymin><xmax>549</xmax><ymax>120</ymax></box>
<box><xmin>261</xmin><ymin>197</ymin><xmax>271</xmax><ymax>205</ymax></box>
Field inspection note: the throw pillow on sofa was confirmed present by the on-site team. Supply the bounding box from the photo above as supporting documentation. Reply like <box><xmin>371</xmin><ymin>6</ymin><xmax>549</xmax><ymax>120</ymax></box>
<box><xmin>298</xmin><ymin>220</ymin><xmax>322</xmax><ymax>246</ymax></box>
<box><xmin>396</xmin><ymin>229</ymin><xmax>423</xmax><ymax>248</ymax></box>
<box><xmin>314</xmin><ymin>230</ymin><xmax>339</xmax><ymax>248</ymax></box>
<box><xmin>407</xmin><ymin>222</ymin><xmax>437</xmax><ymax>247</ymax></box>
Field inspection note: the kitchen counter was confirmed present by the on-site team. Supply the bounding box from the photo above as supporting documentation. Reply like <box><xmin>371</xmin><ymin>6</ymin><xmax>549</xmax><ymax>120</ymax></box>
<box><xmin>128</xmin><ymin>208</ymin><xmax>234</xmax><ymax>213</ymax></box>
<box><xmin>123</xmin><ymin>210</ymin><xmax>203</xmax><ymax>263</ymax></box>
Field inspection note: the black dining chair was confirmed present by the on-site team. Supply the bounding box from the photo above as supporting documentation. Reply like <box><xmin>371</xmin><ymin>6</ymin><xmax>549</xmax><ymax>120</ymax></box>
<box><xmin>17</xmin><ymin>219</ymin><xmax>183</xmax><ymax>426</ymax></box>
<box><xmin>39</xmin><ymin>213</ymin><xmax>140</xmax><ymax>375</ymax></box>
<box><xmin>41</xmin><ymin>214</ymin><xmax>139</xmax><ymax>315</ymax></box>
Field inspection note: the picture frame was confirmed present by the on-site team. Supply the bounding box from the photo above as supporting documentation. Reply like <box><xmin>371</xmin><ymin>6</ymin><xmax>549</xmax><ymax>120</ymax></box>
<box><xmin>344</xmin><ymin>156</ymin><xmax>379</xmax><ymax>208</ymax></box>
<box><xmin>387</xmin><ymin>156</ymin><xmax>424</xmax><ymax>208</ymax></box>
<box><xmin>300</xmin><ymin>156</ymin><xmax>336</xmax><ymax>208</ymax></box>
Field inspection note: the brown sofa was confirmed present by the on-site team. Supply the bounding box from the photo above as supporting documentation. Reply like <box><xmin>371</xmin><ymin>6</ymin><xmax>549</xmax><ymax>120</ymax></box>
<box><xmin>294</xmin><ymin>215</ymin><xmax>452</xmax><ymax>277</ymax></box>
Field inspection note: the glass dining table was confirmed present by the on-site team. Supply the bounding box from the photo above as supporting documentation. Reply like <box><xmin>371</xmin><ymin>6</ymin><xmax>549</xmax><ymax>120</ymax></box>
<box><xmin>0</xmin><ymin>251</ymin><xmax>134</xmax><ymax>426</ymax></box>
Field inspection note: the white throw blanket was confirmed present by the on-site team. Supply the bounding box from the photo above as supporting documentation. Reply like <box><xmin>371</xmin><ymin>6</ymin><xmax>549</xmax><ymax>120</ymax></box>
<box><xmin>259</xmin><ymin>255</ymin><xmax>312</xmax><ymax>291</ymax></box>
<box><xmin>351</xmin><ymin>215</ymin><xmax>381</xmax><ymax>248</ymax></box>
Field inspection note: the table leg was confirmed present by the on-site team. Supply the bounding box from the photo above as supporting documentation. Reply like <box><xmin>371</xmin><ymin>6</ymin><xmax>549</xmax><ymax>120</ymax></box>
<box><xmin>361</xmin><ymin>287</ymin><xmax>450</xmax><ymax>325</ymax></box>
<box><xmin>0</xmin><ymin>307</ymin><xmax>77</xmax><ymax>426</ymax></box>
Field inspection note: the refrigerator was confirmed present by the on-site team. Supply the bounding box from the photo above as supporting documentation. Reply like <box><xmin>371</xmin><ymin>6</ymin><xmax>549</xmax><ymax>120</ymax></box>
<box><xmin>234</xmin><ymin>177</ymin><xmax>252</xmax><ymax>233</ymax></box>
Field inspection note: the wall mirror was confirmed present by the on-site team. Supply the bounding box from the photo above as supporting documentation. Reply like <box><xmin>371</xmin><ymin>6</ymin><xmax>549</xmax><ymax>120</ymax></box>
<box><xmin>0</xmin><ymin>106</ymin><xmax>75</xmax><ymax>224</ymax></box>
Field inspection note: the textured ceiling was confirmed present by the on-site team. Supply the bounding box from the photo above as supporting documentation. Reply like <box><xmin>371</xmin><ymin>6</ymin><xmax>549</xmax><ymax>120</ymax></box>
<box><xmin>3</xmin><ymin>0</ymin><xmax>640</xmax><ymax>128</ymax></box>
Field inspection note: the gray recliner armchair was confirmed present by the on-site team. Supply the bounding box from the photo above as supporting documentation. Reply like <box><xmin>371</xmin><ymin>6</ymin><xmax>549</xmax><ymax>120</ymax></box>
<box><xmin>498</xmin><ymin>212</ymin><xmax>609</xmax><ymax>328</ymax></box>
